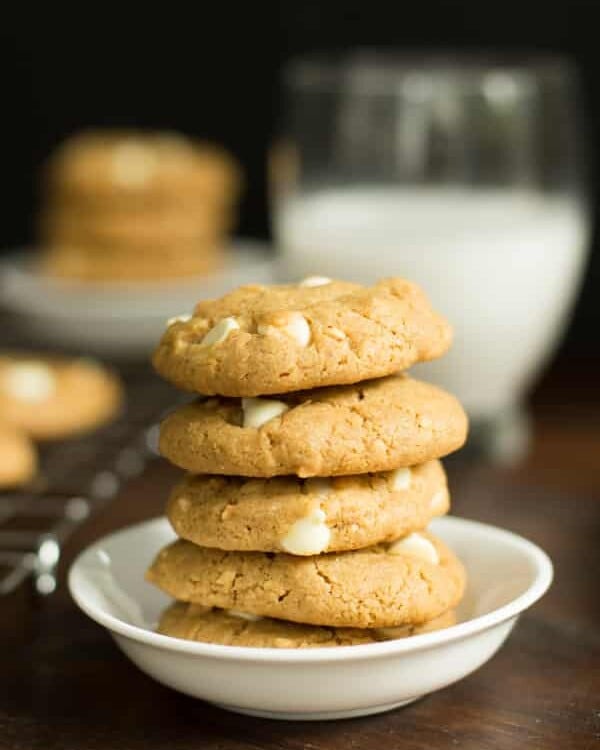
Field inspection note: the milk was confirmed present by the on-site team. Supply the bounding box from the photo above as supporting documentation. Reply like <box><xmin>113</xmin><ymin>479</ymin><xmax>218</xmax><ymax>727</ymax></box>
<box><xmin>275</xmin><ymin>187</ymin><xmax>588</xmax><ymax>417</ymax></box>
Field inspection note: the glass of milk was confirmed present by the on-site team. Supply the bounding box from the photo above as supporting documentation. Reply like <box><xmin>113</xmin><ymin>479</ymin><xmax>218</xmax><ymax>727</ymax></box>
<box><xmin>272</xmin><ymin>52</ymin><xmax>589</xmax><ymax>461</ymax></box>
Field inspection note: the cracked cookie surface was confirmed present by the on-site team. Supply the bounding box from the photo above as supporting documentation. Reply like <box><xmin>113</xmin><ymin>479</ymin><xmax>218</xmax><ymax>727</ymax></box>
<box><xmin>157</xmin><ymin>603</ymin><xmax>456</xmax><ymax>648</ymax></box>
<box><xmin>146</xmin><ymin>531</ymin><xmax>465</xmax><ymax>628</ymax></box>
<box><xmin>168</xmin><ymin>460</ymin><xmax>449</xmax><ymax>554</ymax></box>
<box><xmin>158</xmin><ymin>375</ymin><xmax>468</xmax><ymax>477</ymax></box>
<box><xmin>152</xmin><ymin>277</ymin><xmax>452</xmax><ymax>396</ymax></box>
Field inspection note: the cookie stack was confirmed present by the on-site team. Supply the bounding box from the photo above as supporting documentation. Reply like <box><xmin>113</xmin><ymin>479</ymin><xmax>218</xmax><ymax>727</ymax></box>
<box><xmin>39</xmin><ymin>130</ymin><xmax>241</xmax><ymax>282</ymax></box>
<box><xmin>147</xmin><ymin>277</ymin><xmax>468</xmax><ymax>648</ymax></box>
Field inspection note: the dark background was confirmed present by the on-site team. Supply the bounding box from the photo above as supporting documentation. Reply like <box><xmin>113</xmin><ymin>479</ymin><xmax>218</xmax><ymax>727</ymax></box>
<box><xmin>1</xmin><ymin>2</ymin><xmax>598</xmax><ymax>357</ymax></box>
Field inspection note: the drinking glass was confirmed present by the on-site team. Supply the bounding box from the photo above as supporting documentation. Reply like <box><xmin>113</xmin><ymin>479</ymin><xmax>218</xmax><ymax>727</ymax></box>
<box><xmin>271</xmin><ymin>51</ymin><xmax>590</xmax><ymax>461</ymax></box>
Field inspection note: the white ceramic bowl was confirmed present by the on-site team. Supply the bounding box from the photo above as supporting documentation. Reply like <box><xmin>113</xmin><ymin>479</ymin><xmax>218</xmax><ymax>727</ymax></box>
<box><xmin>68</xmin><ymin>516</ymin><xmax>552</xmax><ymax>721</ymax></box>
<box><xmin>0</xmin><ymin>241</ymin><xmax>275</xmax><ymax>358</ymax></box>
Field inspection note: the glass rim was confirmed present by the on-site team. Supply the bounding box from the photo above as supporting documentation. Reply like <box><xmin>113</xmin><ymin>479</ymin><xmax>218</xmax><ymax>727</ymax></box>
<box><xmin>283</xmin><ymin>48</ymin><xmax>578</xmax><ymax>95</ymax></box>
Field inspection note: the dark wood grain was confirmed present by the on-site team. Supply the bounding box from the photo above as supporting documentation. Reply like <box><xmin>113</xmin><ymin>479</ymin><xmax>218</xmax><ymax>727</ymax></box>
<box><xmin>2</xmin><ymin>362</ymin><xmax>600</xmax><ymax>750</ymax></box>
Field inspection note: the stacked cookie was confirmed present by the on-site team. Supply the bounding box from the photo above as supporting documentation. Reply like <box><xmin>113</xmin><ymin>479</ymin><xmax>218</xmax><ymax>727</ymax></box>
<box><xmin>39</xmin><ymin>130</ymin><xmax>241</xmax><ymax>282</ymax></box>
<box><xmin>147</xmin><ymin>278</ymin><xmax>468</xmax><ymax>648</ymax></box>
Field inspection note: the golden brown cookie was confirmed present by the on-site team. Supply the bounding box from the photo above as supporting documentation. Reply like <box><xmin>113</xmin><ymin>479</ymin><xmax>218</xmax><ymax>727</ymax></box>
<box><xmin>0</xmin><ymin>354</ymin><xmax>123</xmax><ymax>439</ymax></box>
<box><xmin>39</xmin><ymin>130</ymin><xmax>241</xmax><ymax>284</ymax></box>
<box><xmin>43</xmin><ymin>130</ymin><xmax>241</xmax><ymax>208</ymax></box>
<box><xmin>40</xmin><ymin>243</ymin><xmax>220</xmax><ymax>282</ymax></box>
<box><xmin>146</xmin><ymin>531</ymin><xmax>466</xmax><ymax>628</ymax></box>
<box><xmin>40</xmin><ymin>204</ymin><xmax>228</xmax><ymax>250</ymax></box>
<box><xmin>0</xmin><ymin>424</ymin><xmax>37</xmax><ymax>488</ymax></box>
<box><xmin>168</xmin><ymin>460</ymin><xmax>449</xmax><ymax>555</ymax></box>
<box><xmin>159</xmin><ymin>375</ymin><xmax>468</xmax><ymax>477</ymax></box>
<box><xmin>157</xmin><ymin>603</ymin><xmax>457</xmax><ymax>648</ymax></box>
<box><xmin>153</xmin><ymin>278</ymin><xmax>452</xmax><ymax>396</ymax></box>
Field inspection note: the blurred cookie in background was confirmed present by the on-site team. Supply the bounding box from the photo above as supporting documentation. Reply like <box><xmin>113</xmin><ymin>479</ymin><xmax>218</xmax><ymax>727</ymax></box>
<box><xmin>39</xmin><ymin>242</ymin><xmax>219</xmax><ymax>282</ymax></box>
<box><xmin>0</xmin><ymin>424</ymin><xmax>37</xmax><ymax>489</ymax></box>
<box><xmin>38</xmin><ymin>130</ymin><xmax>242</xmax><ymax>282</ymax></box>
<box><xmin>42</xmin><ymin>130</ymin><xmax>240</xmax><ymax>207</ymax></box>
<box><xmin>0</xmin><ymin>354</ymin><xmax>123</xmax><ymax>440</ymax></box>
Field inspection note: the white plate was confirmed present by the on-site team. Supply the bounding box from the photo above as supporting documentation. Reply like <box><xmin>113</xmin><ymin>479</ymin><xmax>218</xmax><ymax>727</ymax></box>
<box><xmin>0</xmin><ymin>241</ymin><xmax>275</xmax><ymax>357</ymax></box>
<box><xmin>68</xmin><ymin>515</ymin><xmax>552</xmax><ymax>721</ymax></box>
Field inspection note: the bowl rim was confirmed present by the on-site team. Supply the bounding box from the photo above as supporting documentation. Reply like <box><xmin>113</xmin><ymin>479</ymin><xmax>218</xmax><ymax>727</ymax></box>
<box><xmin>68</xmin><ymin>515</ymin><xmax>553</xmax><ymax>664</ymax></box>
<box><xmin>0</xmin><ymin>239</ymin><xmax>272</xmax><ymax>311</ymax></box>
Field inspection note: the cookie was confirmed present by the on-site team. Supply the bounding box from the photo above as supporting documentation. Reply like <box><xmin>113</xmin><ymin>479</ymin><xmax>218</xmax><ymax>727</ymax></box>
<box><xmin>0</xmin><ymin>424</ymin><xmax>37</xmax><ymax>488</ymax></box>
<box><xmin>157</xmin><ymin>603</ymin><xmax>457</xmax><ymax>648</ymax></box>
<box><xmin>39</xmin><ymin>130</ymin><xmax>240</xmax><ymax>284</ymax></box>
<box><xmin>168</xmin><ymin>460</ymin><xmax>449</xmax><ymax>555</ymax></box>
<box><xmin>146</xmin><ymin>530</ymin><xmax>466</xmax><ymax>628</ymax></box>
<box><xmin>0</xmin><ymin>355</ymin><xmax>122</xmax><ymax>439</ymax></box>
<box><xmin>158</xmin><ymin>375</ymin><xmax>468</xmax><ymax>477</ymax></box>
<box><xmin>153</xmin><ymin>277</ymin><xmax>452</xmax><ymax>397</ymax></box>
<box><xmin>44</xmin><ymin>130</ymin><xmax>241</xmax><ymax>208</ymax></box>
<box><xmin>40</xmin><ymin>243</ymin><xmax>219</xmax><ymax>281</ymax></box>
<box><xmin>40</xmin><ymin>205</ymin><xmax>228</xmax><ymax>250</ymax></box>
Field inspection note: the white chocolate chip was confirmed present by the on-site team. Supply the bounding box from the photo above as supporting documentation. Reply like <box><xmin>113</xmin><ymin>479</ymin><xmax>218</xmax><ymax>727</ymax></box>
<box><xmin>177</xmin><ymin>497</ymin><xmax>191</xmax><ymax>511</ymax></box>
<box><xmin>241</xmin><ymin>397</ymin><xmax>289</xmax><ymax>428</ymax></box>
<box><xmin>199</xmin><ymin>317</ymin><xmax>240</xmax><ymax>348</ymax></box>
<box><xmin>257</xmin><ymin>311</ymin><xmax>311</xmax><ymax>347</ymax></box>
<box><xmin>281</xmin><ymin>508</ymin><xmax>331</xmax><ymax>555</ymax></box>
<box><xmin>430</xmin><ymin>489</ymin><xmax>448</xmax><ymax>514</ymax></box>
<box><xmin>2</xmin><ymin>362</ymin><xmax>56</xmax><ymax>402</ymax></box>
<box><xmin>388</xmin><ymin>467</ymin><xmax>412</xmax><ymax>491</ymax></box>
<box><xmin>327</xmin><ymin>327</ymin><xmax>347</xmax><ymax>341</ymax></box>
<box><xmin>111</xmin><ymin>142</ymin><xmax>158</xmax><ymax>186</ymax></box>
<box><xmin>419</xmin><ymin>415</ymin><xmax>433</xmax><ymax>429</ymax></box>
<box><xmin>388</xmin><ymin>533</ymin><xmax>439</xmax><ymax>565</ymax></box>
<box><xmin>304</xmin><ymin>477</ymin><xmax>331</xmax><ymax>495</ymax></box>
<box><xmin>299</xmin><ymin>276</ymin><xmax>332</xmax><ymax>287</ymax></box>
<box><xmin>166</xmin><ymin>313</ymin><xmax>192</xmax><ymax>327</ymax></box>
<box><xmin>225</xmin><ymin>609</ymin><xmax>263</xmax><ymax>622</ymax></box>
<box><xmin>284</xmin><ymin>313</ymin><xmax>311</xmax><ymax>346</ymax></box>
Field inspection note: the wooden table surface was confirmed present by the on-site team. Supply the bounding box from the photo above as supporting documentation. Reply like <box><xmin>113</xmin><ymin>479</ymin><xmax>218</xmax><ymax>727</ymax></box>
<box><xmin>2</xmin><ymin>360</ymin><xmax>600</xmax><ymax>750</ymax></box>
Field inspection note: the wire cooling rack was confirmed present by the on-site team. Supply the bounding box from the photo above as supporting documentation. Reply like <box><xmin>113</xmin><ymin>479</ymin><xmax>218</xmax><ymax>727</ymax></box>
<box><xmin>0</xmin><ymin>370</ymin><xmax>182</xmax><ymax>595</ymax></box>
